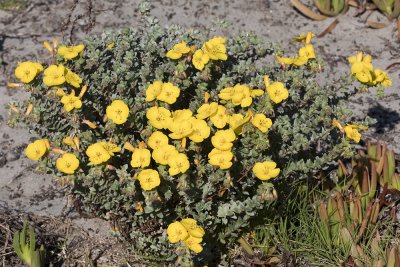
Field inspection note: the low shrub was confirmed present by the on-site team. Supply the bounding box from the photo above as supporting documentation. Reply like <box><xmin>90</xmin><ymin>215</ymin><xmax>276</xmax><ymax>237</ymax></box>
<box><xmin>8</xmin><ymin>4</ymin><xmax>390</xmax><ymax>264</ymax></box>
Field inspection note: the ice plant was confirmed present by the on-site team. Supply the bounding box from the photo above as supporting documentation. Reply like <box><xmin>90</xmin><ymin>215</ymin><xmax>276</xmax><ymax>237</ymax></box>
<box><xmin>56</xmin><ymin>153</ymin><xmax>79</xmax><ymax>174</ymax></box>
<box><xmin>106</xmin><ymin>100</ymin><xmax>129</xmax><ymax>125</ymax></box>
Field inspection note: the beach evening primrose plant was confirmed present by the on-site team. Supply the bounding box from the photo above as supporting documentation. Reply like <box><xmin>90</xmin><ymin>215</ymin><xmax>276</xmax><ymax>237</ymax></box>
<box><xmin>11</xmin><ymin>9</ymin><xmax>382</xmax><ymax>264</ymax></box>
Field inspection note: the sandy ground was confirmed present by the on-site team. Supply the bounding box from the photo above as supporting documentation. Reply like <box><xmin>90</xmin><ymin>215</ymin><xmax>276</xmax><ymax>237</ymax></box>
<box><xmin>0</xmin><ymin>0</ymin><xmax>399</xmax><ymax>265</ymax></box>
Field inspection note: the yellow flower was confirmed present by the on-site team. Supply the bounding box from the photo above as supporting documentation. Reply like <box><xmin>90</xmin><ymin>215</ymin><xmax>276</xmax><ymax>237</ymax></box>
<box><xmin>137</xmin><ymin>169</ymin><xmax>160</xmax><ymax>191</ymax></box>
<box><xmin>211</xmin><ymin>129</ymin><xmax>236</xmax><ymax>151</ymax></box>
<box><xmin>344</xmin><ymin>125</ymin><xmax>361</xmax><ymax>143</ymax></box>
<box><xmin>251</xmin><ymin>114</ymin><xmax>272</xmax><ymax>133</ymax></box>
<box><xmin>231</xmin><ymin>84</ymin><xmax>252</xmax><ymax>107</ymax></box>
<box><xmin>60</xmin><ymin>91</ymin><xmax>82</xmax><ymax>112</ymax></box>
<box><xmin>148</xmin><ymin>131</ymin><xmax>169</xmax><ymax>150</ymax></box>
<box><xmin>348</xmin><ymin>52</ymin><xmax>373</xmax><ymax>71</ymax></box>
<box><xmin>86</xmin><ymin>143</ymin><xmax>111</xmax><ymax>165</ymax></box>
<box><xmin>65</xmin><ymin>68</ymin><xmax>82</xmax><ymax>88</ymax></box>
<box><xmin>145</xmin><ymin>80</ymin><xmax>163</xmax><ymax>102</ymax></box>
<box><xmin>169</xmin><ymin>120</ymin><xmax>193</xmax><ymax>139</ymax></box>
<box><xmin>157</xmin><ymin>82</ymin><xmax>180</xmax><ymax>104</ymax></box>
<box><xmin>183</xmin><ymin>235</ymin><xmax>203</xmax><ymax>253</ymax></box>
<box><xmin>192</xmin><ymin>49</ymin><xmax>210</xmax><ymax>70</ymax></box>
<box><xmin>208</xmin><ymin>148</ymin><xmax>233</xmax><ymax>169</ymax></box>
<box><xmin>251</xmin><ymin>89</ymin><xmax>264</xmax><ymax>97</ymax></box>
<box><xmin>56</xmin><ymin>153</ymin><xmax>79</xmax><ymax>174</ymax></box>
<box><xmin>167</xmin><ymin>221</ymin><xmax>189</xmax><ymax>243</ymax></box>
<box><xmin>25</xmin><ymin>139</ymin><xmax>50</xmax><ymax>160</ymax></box>
<box><xmin>63</xmin><ymin>137</ymin><xmax>80</xmax><ymax>150</ymax></box>
<box><xmin>332</xmin><ymin>119</ymin><xmax>343</xmax><ymax>132</ymax></box>
<box><xmin>130</xmin><ymin>148</ymin><xmax>151</xmax><ymax>168</ymax></box>
<box><xmin>171</xmin><ymin>109</ymin><xmax>193</xmax><ymax>123</ymax></box>
<box><xmin>15</xmin><ymin>61</ymin><xmax>43</xmax><ymax>83</ymax></box>
<box><xmin>152</xmin><ymin>144</ymin><xmax>179</xmax><ymax>165</ymax></box>
<box><xmin>292</xmin><ymin>56</ymin><xmax>308</xmax><ymax>66</ymax></box>
<box><xmin>266</xmin><ymin>81</ymin><xmax>289</xmax><ymax>104</ymax></box>
<box><xmin>166</xmin><ymin>41</ymin><xmax>191</xmax><ymax>59</ymax></box>
<box><xmin>276</xmin><ymin>56</ymin><xmax>295</xmax><ymax>65</ymax></box>
<box><xmin>227</xmin><ymin>113</ymin><xmax>250</xmax><ymax>134</ymax></box>
<box><xmin>168</xmin><ymin>153</ymin><xmax>190</xmax><ymax>176</ymax></box>
<box><xmin>146</xmin><ymin>106</ymin><xmax>172</xmax><ymax>129</ymax></box>
<box><xmin>57</xmin><ymin>44</ymin><xmax>84</xmax><ymax>59</ymax></box>
<box><xmin>253</xmin><ymin>161</ymin><xmax>280</xmax><ymax>181</ymax></box>
<box><xmin>99</xmin><ymin>142</ymin><xmax>121</xmax><ymax>156</ymax></box>
<box><xmin>188</xmin><ymin>118</ymin><xmax>210</xmax><ymax>143</ymax></box>
<box><xmin>292</xmin><ymin>32</ymin><xmax>315</xmax><ymax>44</ymax></box>
<box><xmin>106</xmin><ymin>100</ymin><xmax>129</xmax><ymax>125</ymax></box>
<box><xmin>196</xmin><ymin>102</ymin><xmax>218</xmax><ymax>119</ymax></box>
<box><xmin>210</xmin><ymin>105</ymin><xmax>229</xmax><ymax>129</ymax></box>
<box><xmin>181</xmin><ymin>218</ymin><xmax>205</xmax><ymax>238</ymax></box>
<box><xmin>202</xmin><ymin>36</ymin><xmax>228</xmax><ymax>61</ymax></box>
<box><xmin>43</xmin><ymin>65</ymin><xmax>66</xmax><ymax>86</ymax></box>
<box><xmin>218</xmin><ymin>87</ymin><xmax>234</xmax><ymax>100</ymax></box>
<box><xmin>372</xmin><ymin>69</ymin><xmax>392</xmax><ymax>87</ymax></box>
<box><xmin>298</xmin><ymin>44</ymin><xmax>315</xmax><ymax>60</ymax></box>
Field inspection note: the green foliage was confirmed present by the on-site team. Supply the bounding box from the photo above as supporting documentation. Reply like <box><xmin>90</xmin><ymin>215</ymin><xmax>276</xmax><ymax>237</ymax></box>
<box><xmin>253</xmin><ymin>141</ymin><xmax>400</xmax><ymax>266</ymax></box>
<box><xmin>9</xmin><ymin>7</ymin><xmax>372</xmax><ymax>265</ymax></box>
<box><xmin>13</xmin><ymin>220</ymin><xmax>46</xmax><ymax>267</ymax></box>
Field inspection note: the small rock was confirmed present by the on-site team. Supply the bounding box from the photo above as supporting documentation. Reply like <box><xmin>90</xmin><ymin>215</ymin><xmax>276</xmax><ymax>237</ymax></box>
<box><xmin>2</xmin><ymin>133</ymin><xmax>9</xmax><ymax>139</ymax></box>
<box><xmin>0</xmin><ymin>153</ymin><xmax>6</xmax><ymax>167</ymax></box>
<box><xmin>6</xmin><ymin>150</ymin><xmax>20</xmax><ymax>162</ymax></box>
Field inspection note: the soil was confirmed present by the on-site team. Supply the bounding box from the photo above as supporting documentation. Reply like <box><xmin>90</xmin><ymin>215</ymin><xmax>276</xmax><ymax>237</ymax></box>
<box><xmin>0</xmin><ymin>0</ymin><xmax>399</xmax><ymax>266</ymax></box>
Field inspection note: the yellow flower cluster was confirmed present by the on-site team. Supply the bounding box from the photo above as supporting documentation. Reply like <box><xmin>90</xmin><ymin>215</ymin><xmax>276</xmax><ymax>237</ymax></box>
<box><xmin>348</xmin><ymin>52</ymin><xmax>391</xmax><ymax>87</ymax></box>
<box><xmin>218</xmin><ymin>84</ymin><xmax>264</xmax><ymax>108</ymax></box>
<box><xmin>14</xmin><ymin>42</ymin><xmax>86</xmax><ymax>115</ymax></box>
<box><xmin>276</xmin><ymin>32</ymin><xmax>316</xmax><ymax>67</ymax></box>
<box><xmin>167</xmin><ymin>218</ymin><xmax>205</xmax><ymax>253</ymax></box>
<box><xmin>166</xmin><ymin>37</ymin><xmax>228</xmax><ymax>70</ymax></box>
<box><xmin>145</xmin><ymin>81</ymin><xmax>180</xmax><ymax>104</ymax></box>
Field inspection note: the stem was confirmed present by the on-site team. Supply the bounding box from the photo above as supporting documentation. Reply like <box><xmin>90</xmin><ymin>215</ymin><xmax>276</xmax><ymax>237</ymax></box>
<box><xmin>237</xmin><ymin>237</ymin><xmax>255</xmax><ymax>256</ymax></box>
